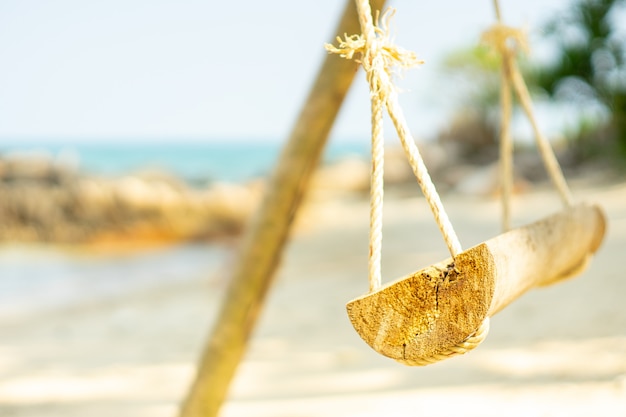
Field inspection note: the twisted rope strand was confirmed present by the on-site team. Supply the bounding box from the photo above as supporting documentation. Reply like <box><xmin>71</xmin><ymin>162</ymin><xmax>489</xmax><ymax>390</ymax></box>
<box><xmin>363</xmin><ymin>7</ymin><xmax>387</xmax><ymax>293</ymax></box>
<box><xmin>368</xmin><ymin>86</ymin><xmax>385</xmax><ymax>292</ymax></box>
<box><xmin>489</xmin><ymin>4</ymin><xmax>515</xmax><ymax>232</ymax></box>
<box><xmin>509</xmin><ymin>65</ymin><xmax>573</xmax><ymax>206</ymax></box>
<box><xmin>398</xmin><ymin>318</ymin><xmax>490</xmax><ymax>366</ymax></box>
<box><xmin>385</xmin><ymin>90</ymin><xmax>463</xmax><ymax>257</ymax></box>
<box><xmin>482</xmin><ymin>17</ymin><xmax>573</xmax><ymax>208</ymax></box>
<box><xmin>499</xmin><ymin>52</ymin><xmax>514</xmax><ymax>232</ymax></box>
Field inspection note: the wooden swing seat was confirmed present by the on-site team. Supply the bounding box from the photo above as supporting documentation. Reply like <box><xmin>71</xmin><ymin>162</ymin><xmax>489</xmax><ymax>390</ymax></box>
<box><xmin>347</xmin><ymin>202</ymin><xmax>606</xmax><ymax>365</ymax></box>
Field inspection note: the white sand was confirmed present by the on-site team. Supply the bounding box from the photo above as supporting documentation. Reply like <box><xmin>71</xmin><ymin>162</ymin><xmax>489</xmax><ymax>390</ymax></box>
<box><xmin>1</xmin><ymin>181</ymin><xmax>625</xmax><ymax>416</ymax></box>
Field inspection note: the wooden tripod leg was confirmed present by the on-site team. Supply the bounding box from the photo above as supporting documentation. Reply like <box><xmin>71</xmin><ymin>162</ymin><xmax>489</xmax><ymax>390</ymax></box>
<box><xmin>178</xmin><ymin>1</ymin><xmax>387</xmax><ymax>416</ymax></box>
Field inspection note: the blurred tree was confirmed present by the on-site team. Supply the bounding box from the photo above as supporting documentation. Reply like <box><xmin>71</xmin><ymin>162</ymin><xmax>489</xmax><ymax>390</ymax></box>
<box><xmin>442</xmin><ymin>44</ymin><xmax>502</xmax><ymax>109</ymax></box>
<box><xmin>438</xmin><ymin>45</ymin><xmax>529</xmax><ymax>164</ymax></box>
<box><xmin>440</xmin><ymin>0</ymin><xmax>626</xmax><ymax>164</ymax></box>
<box><xmin>535</xmin><ymin>0</ymin><xmax>626</xmax><ymax>159</ymax></box>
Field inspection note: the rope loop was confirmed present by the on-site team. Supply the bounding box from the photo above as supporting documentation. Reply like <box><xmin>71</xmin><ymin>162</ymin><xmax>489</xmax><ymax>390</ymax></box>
<box><xmin>481</xmin><ymin>23</ymin><xmax>529</xmax><ymax>58</ymax></box>
<box><xmin>397</xmin><ymin>318</ymin><xmax>491</xmax><ymax>366</ymax></box>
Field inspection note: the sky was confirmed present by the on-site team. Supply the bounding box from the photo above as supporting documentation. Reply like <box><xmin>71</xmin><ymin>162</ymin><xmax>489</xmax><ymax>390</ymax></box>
<box><xmin>0</xmin><ymin>0</ymin><xmax>572</xmax><ymax>144</ymax></box>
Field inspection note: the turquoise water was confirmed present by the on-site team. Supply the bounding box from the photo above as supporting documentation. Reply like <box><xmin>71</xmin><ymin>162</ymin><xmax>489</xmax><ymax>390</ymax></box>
<box><xmin>0</xmin><ymin>140</ymin><xmax>369</xmax><ymax>185</ymax></box>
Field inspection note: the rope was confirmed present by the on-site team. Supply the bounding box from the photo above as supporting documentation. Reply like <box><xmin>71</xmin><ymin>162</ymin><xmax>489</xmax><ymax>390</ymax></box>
<box><xmin>368</xmin><ymin>59</ymin><xmax>385</xmax><ymax>293</ymax></box>
<box><xmin>327</xmin><ymin>7</ymin><xmax>422</xmax><ymax>293</ymax></box>
<box><xmin>398</xmin><ymin>318</ymin><xmax>490</xmax><ymax>366</ymax></box>
<box><xmin>510</xmin><ymin>65</ymin><xmax>573</xmax><ymax>206</ymax></box>
<box><xmin>481</xmin><ymin>13</ymin><xmax>573</xmax><ymax>208</ymax></box>
<box><xmin>491</xmin><ymin>6</ymin><xmax>516</xmax><ymax>232</ymax></box>
<box><xmin>386</xmin><ymin>91</ymin><xmax>463</xmax><ymax>257</ymax></box>
<box><xmin>325</xmin><ymin>0</ymin><xmax>576</xmax><ymax>367</ymax></box>
<box><xmin>499</xmin><ymin>61</ymin><xmax>514</xmax><ymax>232</ymax></box>
<box><xmin>327</xmin><ymin>0</ymin><xmax>477</xmax><ymax>364</ymax></box>
<box><xmin>326</xmin><ymin>4</ymin><xmax>462</xmax><ymax>271</ymax></box>
<box><xmin>480</xmin><ymin>24</ymin><xmax>525</xmax><ymax>227</ymax></box>
<box><xmin>363</xmin><ymin>1</ymin><xmax>385</xmax><ymax>293</ymax></box>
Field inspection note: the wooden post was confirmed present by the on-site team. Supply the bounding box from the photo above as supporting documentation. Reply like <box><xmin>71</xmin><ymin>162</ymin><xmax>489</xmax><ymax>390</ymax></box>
<box><xmin>178</xmin><ymin>1</ymin><xmax>387</xmax><ymax>416</ymax></box>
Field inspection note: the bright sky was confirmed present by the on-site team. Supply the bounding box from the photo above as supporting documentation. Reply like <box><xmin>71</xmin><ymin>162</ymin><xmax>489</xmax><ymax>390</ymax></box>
<box><xmin>0</xmin><ymin>0</ymin><xmax>570</xmax><ymax>144</ymax></box>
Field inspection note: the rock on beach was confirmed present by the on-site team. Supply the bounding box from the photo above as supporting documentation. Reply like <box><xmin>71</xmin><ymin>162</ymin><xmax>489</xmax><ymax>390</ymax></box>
<box><xmin>0</xmin><ymin>152</ymin><xmax>263</xmax><ymax>245</ymax></box>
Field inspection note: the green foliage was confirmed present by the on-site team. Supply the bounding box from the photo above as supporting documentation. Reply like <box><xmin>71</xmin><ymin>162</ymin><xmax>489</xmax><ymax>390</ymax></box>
<box><xmin>443</xmin><ymin>44</ymin><xmax>503</xmax><ymax>74</ymax></box>
<box><xmin>439</xmin><ymin>45</ymin><xmax>533</xmax><ymax>160</ymax></box>
<box><xmin>440</xmin><ymin>41</ymin><xmax>540</xmax><ymax>120</ymax></box>
<box><xmin>535</xmin><ymin>0</ymin><xmax>626</xmax><ymax>160</ymax></box>
<box><xmin>439</xmin><ymin>0</ymin><xmax>626</xmax><ymax>164</ymax></box>
<box><xmin>437</xmin><ymin>46</ymin><xmax>505</xmax><ymax>162</ymax></box>
<box><xmin>441</xmin><ymin>45</ymin><xmax>501</xmax><ymax>111</ymax></box>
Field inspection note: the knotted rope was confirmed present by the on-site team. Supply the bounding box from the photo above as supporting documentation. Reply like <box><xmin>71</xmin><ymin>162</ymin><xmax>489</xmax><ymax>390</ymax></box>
<box><xmin>327</xmin><ymin>7</ymin><xmax>422</xmax><ymax>292</ymax></box>
<box><xmin>326</xmin><ymin>0</ymin><xmax>486</xmax><ymax>365</ymax></box>
<box><xmin>326</xmin><ymin>4</ymin><xmax>463</xmax><ymax>289</ymax></box>
<box><xmin>482</xmin><ymin>7</ymin><xmax>573</xmax><ymax>222</ymax></box>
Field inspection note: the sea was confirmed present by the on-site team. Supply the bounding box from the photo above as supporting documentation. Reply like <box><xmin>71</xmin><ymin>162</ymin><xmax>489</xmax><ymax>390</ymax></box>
<box><xmin>0</xmin><ymin>139</ymin><xmax>369</xmax><ymax>322</ymax></box>
<box><xmin>0</xmin><ymin>140</ymin><xmax>369</xmax><ymax>186</ymax></box>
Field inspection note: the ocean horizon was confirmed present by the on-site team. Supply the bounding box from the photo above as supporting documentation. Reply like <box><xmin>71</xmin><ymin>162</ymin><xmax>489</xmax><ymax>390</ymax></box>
<box><xmin>0</xmin><ymin>139</ymin><xmax>370</xmax><ymax>186</ymax></box>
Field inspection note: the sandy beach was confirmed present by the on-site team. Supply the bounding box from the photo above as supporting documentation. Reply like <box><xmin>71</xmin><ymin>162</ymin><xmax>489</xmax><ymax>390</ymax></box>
<box><xmin>1</xmin><ymin>179</ymin><xmax>625</xmax><ymax>417</ymax></box>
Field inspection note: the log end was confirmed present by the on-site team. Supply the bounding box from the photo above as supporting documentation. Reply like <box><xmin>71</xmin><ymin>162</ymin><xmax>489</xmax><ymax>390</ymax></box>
<box><xmin>530</xmin><ymin>203</ymin><xmax>606</xmax><ymax>288</ymax></box>
<box><xmin>588</xmin><ymin>203</ymin><xmax>607</xmax><ymax>254</ymax></box>
<box><xmin>346</xmin><ymin>243</ymin><xmax>496</xmax><ymax>365</ymax></box>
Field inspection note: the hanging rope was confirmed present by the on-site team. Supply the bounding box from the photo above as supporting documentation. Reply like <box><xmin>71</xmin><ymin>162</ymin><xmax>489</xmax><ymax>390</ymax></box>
<box><xmin>326</xmin><ymin>3</ymin><xmax>462</xmax><ymax>296</ymax></box>
<box><xmin>487</xmin><ymin>17</ymin><xmax>522</xmax><ymax>232</ymax></box>
<box><xmin>499</xmin><ymin>56</ymin><xmax>514</xmax><ymax>232</ymax></box>
<box><xmin>481</xmin><ymin>5</ymin><xmax>573</xmax><ymax>209</ymax></box>
<box><xmin>511</xmin><ymin>61</ymin><xmax>573</xmax><ymax>206</ymax></box>
<box><xmin>326</xmin><ymin>0</ymin><xmax>485</xmax><ymax>363</ymax></box>
<box><xmin>327</xmin><ymin>0</ymin><xmax>591</xmax><ymax>369</ymax></box>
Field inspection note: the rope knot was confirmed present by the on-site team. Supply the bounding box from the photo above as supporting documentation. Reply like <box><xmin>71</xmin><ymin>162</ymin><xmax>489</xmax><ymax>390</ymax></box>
<box><xmin>481</xmin><ymin>23</ymin><xmax>529</xmax><ymax>57</ymax></box>
<box><xmin>325</xmin><ymin>8</ymin><xmax>423</xmax><ymax>100</ymax></box>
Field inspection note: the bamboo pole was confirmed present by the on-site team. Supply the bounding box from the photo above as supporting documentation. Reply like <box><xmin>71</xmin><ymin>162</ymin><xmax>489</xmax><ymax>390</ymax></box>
<box><xmin>178</xmin><ymin>1</ymin><xmax>386</xmax><ymax>416</ymax></box>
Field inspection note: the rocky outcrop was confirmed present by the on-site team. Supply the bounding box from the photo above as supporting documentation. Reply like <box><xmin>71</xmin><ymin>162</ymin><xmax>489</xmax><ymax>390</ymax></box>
<box><xmin>0</xmin><ymin>153</ymin><xmax>264</xmax><ymax>244</ymax></box>
<box><xmin>0</xmin><ymin>150</ymin><xmax>381</xmax><ymax>245</ymax></box>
